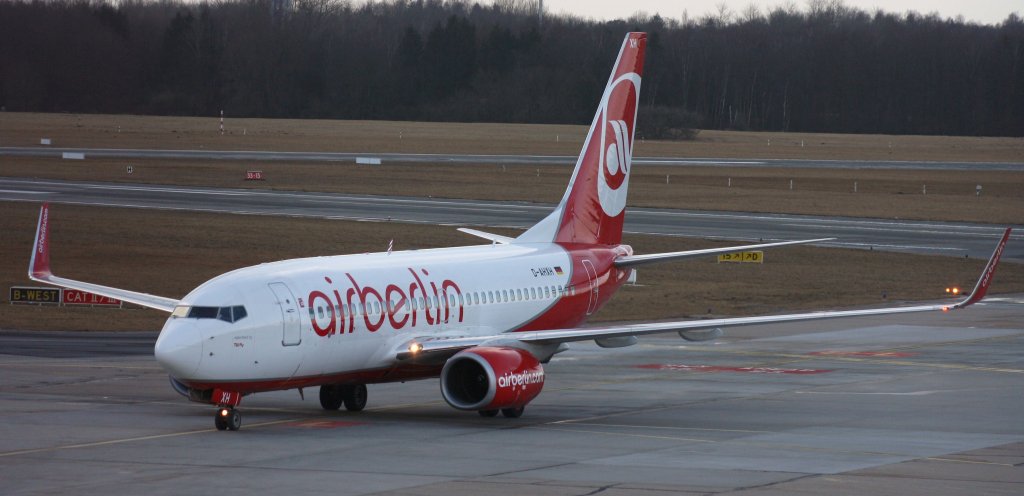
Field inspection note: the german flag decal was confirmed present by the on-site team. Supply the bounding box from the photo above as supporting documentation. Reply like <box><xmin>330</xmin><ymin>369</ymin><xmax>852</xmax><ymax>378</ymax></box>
<box><xmin>554</xmin><ymin>266</ymin><xmax>564</xmax><ymax>275</ymax></box>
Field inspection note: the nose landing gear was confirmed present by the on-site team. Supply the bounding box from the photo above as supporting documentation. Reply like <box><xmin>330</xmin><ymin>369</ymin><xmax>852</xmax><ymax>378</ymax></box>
<box><xmin>214</xmin><ymin>407</ymin><xmax>241</xmax><ymax>431</ymax></box>
<box><xmin>211</xmin><ymin>388</ymin><xmax>243</xmax><ymax>431</ymax></box>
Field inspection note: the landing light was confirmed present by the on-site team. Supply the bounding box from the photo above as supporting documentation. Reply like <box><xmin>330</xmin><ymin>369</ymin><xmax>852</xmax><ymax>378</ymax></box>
<box><xmin>219</xmin><ymin>408</ymin><xmax>230</xmax><ymax>417</ymax></box>
<box><xmin>409</xmin><ymin>342</ymin><xmax>423</xmax><ymax>354</ymax></box>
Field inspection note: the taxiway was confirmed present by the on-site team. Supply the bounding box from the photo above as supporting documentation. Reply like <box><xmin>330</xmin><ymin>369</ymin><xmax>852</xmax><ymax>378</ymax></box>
<box><xmin>2</xmin><ymin>146</ymin><xmax>1023</xmax><ymax>171</ymax></box>
<box><xmin>2</xmin><ymin>177</ymin><xmax>1021</xmax><ymax>261</ymax></box>
<box><xmin>1</xmin><ymin>297</ymin><xmax>1022</xmax><ymax>495</ymax></box>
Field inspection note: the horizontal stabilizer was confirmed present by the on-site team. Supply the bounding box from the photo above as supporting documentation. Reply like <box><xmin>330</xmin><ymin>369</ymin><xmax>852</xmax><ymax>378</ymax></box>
<box><xmin>614</xmin><ymin>238</ymin><xmax>835</xmax><ymax>267</ymax></box>
<box><xmin>458</xmin><ymin>227</ymin><xmax>514</xmax><ymax>244</ymax></box>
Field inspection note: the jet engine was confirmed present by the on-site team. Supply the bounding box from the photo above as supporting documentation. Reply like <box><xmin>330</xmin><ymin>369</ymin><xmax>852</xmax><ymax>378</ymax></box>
<box><xmin>440</xmin><ymin>346</ymin><xmax>544</xmax><ymax>416</ymax></box>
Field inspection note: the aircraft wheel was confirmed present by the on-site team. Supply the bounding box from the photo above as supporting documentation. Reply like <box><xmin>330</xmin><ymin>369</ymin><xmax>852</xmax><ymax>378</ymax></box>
<box><xmin>319</xmin><ymin>385</ymin><xmax>343</xmax><ymax>410</ymax></box>
<box><xmin>343</xmin><ymin>384</ymin><xmax>367</xmax><ymax>412</ymax></box>
<box><xmin>215</xmin><ymin>407</ymin><xmax>241</xmax><ymax>430</ymax></box>
<box><xmin>501</xmin><ymin>406</ymin><xmax>524</xmax><ymax>418</ymax></box>
<box><xmin>227</xmin><ymin>409</ymin><xmax>242</xmax><ymax>431</ymax></box>
<box><xmin>478</xmin><ymin>409</ymin><xmax>499</xmax><ymax>418</ymax></box>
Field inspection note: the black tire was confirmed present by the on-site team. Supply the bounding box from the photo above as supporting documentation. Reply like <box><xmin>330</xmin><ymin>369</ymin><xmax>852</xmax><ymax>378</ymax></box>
<box><xmin>343</xmin><ymin>384</ymin><xmax>368</xmax><ymax>411</ymax></box>
<box><xmin>214</xmin><ymin>413</ymin><xmax>228</xmax><ymax>431</ymax></box>
<box><xmin>501</xmin><ymin>406</ymin><xmax>524</xmax><ymax>418</ymax></box>
<box><xmin>319</xmin><ymin>385</ymin><xmax>343</xmax><ymax>410</ymax></box>
<box><xmin>227</xmin><ymin>409</ymin><xmax>242</xmax><ymax>431</ymax></box>
<box><xmin>478</xmin><ymin>409</ymin><xmax>499</xmax><ymax>418</ymax></box>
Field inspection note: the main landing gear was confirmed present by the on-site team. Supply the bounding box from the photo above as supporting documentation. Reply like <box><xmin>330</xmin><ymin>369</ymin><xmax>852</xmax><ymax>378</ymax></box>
<box><xmin>214</xmin><ymin>407</ymin><xmax>241</xmax><ymax>431</ymax></box>
<box><xmin>319</xmin><ymin>384</ymin><xmax>368</xmax><ymax>412</ymax></box>
<box><xmin>478</xmin><ymin>406</ymin><xmax>525</xmax><ymax>418</ymax></box>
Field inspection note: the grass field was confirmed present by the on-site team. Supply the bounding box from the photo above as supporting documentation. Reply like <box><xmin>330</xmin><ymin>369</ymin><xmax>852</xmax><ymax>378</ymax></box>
<box><xmin>2</xmin><ymin>202</ymin><xmax>1022</xmax><ymax>332</ymax></box>
<box><xmin>3</xmin><ymin>113</ymin><xmax>1022</xmax><ymax>224</ymax></box>
<box><xmin>1</xmin><ymin>113</ymin><xmax>1022</xmax><ymax>332</ymax></box>
<box><xmin>3</xmin><ymin>112</ymin><xmax>1023</xmax><ymax>162</ymax></box>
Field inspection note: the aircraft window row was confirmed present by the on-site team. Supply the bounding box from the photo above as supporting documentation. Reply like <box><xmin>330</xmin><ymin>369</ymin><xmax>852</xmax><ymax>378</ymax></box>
<box><xmin>308</xmin><ymin>284</ymin><xmax>572</xmax><ymax>319</ymax></box>
<box><xmin>172</xmin><ymin>305</ymin><xmax>248</xmax><ymax>323</ymax></box>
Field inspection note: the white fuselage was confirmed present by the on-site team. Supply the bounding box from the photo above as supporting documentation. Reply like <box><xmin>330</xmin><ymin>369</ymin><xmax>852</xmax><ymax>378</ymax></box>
<box><xmin>154</xmin><ymin>243</ymin><xmax>580</xmax><ymax>391</ymax></box>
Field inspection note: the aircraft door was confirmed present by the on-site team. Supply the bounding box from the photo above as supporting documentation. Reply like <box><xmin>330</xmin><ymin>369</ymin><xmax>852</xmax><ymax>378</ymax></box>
<box><xmin>582</xmin><ymin>259</ymin><xmax>599</xmax><ymax>315</ymax></box>
<box><xmin>268</xmin><ymin>282</ymin><xmax>301</xmax><ymax>346</ymax></box>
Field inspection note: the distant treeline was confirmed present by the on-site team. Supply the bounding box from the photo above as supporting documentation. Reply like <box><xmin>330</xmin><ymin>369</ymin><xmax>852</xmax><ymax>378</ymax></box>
<box><xmin>1</xmin><ymin>0</ymin><xmax>1022</xmax><ymax>136</ymax></box>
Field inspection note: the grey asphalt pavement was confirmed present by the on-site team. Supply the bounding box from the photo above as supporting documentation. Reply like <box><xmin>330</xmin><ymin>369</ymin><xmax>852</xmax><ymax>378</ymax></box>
<box><xmin>2</xmin><ymin>177</ymin><xmax>1021</xmax><ymax>261</ymax></box>
<box><xmin>2</xmin><ymin>298</ymin><xmax>1022</xmax><ymax>495</ymax></box>
<box><xmin>3</xmin><ymin>145</ymin><xmax>1023</xmax><ymax>170</ymax></box>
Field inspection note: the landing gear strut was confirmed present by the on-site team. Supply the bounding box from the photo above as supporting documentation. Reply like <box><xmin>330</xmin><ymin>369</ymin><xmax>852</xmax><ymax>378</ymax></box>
<box><xmin>214</xmin><ymin>407</ymin><xmax>241</xmax><ymax>431</ymax></box>
<box><xmin>319</xmin><ymin>384</ymin><xmax>367</xmax><ymax>412</ymax></box>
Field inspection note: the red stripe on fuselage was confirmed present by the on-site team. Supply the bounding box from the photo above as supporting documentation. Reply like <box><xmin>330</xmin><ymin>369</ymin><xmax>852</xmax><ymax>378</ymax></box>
<box><xmin>178</xmin><ymin>364</ymin><xmax>443</xmax><ymax>394</ymax></box>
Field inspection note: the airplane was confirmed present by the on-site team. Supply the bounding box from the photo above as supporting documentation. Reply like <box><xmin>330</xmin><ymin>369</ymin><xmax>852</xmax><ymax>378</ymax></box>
<box><xmin>27</xmin><ymin>32</ymin><xmax>1011</xmax><ymax>431</ymax></box>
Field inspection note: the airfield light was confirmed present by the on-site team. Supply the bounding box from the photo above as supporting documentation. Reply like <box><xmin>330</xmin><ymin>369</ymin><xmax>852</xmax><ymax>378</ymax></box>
<box><xmin>945</xmin><ymin>287</ymin><xmax>951</xmax><ymax>294</ymax></box>
<box><xmin>952</xmin><ymin>287</ymin><xmax>960</xmax><ymax>295</ymax></box>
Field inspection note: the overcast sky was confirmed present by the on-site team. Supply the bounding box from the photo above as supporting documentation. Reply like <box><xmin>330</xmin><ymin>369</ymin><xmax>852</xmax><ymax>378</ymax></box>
<box><xmin>539</xmin><ymin>0</ymin><xmax>1020</xmax><ymax>25</ymax></box>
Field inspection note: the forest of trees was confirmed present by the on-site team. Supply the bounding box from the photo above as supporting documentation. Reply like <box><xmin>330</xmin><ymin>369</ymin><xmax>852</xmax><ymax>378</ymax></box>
<box><xmin>1</xmin><ymin>0</ymin><xmax>1022</xmax><ymax>136</ymax></box>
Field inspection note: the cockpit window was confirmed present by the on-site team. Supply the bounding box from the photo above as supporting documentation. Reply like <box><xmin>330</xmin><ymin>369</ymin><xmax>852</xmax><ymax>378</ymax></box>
<box><xmin>174</xmin><ymin>305</ymin><xmax>248</xmax><ymax>323</ymax></box>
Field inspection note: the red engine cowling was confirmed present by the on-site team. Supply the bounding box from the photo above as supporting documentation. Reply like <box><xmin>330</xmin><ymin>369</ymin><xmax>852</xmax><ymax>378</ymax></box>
<box><xmin>440</xmin><ymin>346</ymin><xmax>545</xmax><ymax>411</ymax></box>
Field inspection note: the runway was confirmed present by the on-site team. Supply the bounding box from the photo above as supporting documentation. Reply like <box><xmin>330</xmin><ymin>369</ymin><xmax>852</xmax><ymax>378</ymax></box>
<box><xmin>2</xmin><ymin>177</ymin><xmax>1022</xmax><ymax>261</ymax></box>
<box><xmin>1</xmin><ymin>298</ymin><xmax>1022</xmax><ymax>495</ymax></box>
<box><xmin>2</xmin><ymin>146</ymin><xmax>1023</xmax><ymax>170</ymax></box>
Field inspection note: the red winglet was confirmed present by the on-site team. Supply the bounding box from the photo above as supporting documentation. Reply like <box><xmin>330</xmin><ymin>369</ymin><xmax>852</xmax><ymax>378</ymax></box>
<box><xmin>957</xmin><ymin>227</ymin><xmax>1011</xmax><ymax>308</ymax></box>
<box><xmin>29</xmin><ymin>202</ymin><xmax>52</xmax><ymax>280</ymax></box>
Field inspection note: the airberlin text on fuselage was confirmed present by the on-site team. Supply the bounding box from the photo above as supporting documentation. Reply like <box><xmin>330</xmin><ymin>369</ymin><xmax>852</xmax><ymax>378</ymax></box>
<box><xmin>307</xmin><ymin>267</ymin><xmax>463</xmax><ymax>337</ymax></box>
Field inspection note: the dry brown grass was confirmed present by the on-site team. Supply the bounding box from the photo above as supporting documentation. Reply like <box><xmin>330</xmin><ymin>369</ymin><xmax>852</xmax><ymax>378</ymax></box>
<box><xmin>2</xmin><ymin>111</ymin><xmax>1022</xmax><ymax>161</ymax></box>
<box><xmin>3</xmin><ymin>112</ymin><xmax>1022</xmax><ymax>224</ymax></box>
<box><xmin>2</xmin><ymin>202</ymin><xmax>1022</xmax><ymax>332</ymax></box>
<box><xmin>5</xmin><ymin>156</ymin><xmax>1022</xmax><ymax>224</ymax></box>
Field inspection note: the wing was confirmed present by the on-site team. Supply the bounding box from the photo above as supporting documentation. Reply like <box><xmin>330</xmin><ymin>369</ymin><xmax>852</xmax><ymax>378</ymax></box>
<box><xmin>614</xmin><ymin>237</ymin><xmax>835</xmax><ymax>267</ymax></box>
<box><xmin>28</xmin><ymin>203</ymin><xmax>179</xmax><ymax>312</ymax></box>
<box><xmin>398</xmin><ymin>228</ymin><xmax>1011</xmax><ymax>362</ymax></box>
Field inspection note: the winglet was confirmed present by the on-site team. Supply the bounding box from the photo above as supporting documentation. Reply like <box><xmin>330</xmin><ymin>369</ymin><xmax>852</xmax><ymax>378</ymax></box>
<box><xmin>955</xmin><ymin>227</ymin><xmax>1011</xmax><ymax>309</ymax></box>
<box><xmin>29</xmin><ymin>202</ymin><xmax>53</xmax><ymax>280</ymax></box>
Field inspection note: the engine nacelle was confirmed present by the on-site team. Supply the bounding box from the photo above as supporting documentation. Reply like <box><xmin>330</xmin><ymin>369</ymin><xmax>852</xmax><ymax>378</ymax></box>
<box><xmin>440</xmin><ymin>346</ymin><xmax>545</xmax><ymax>411</ymax></box>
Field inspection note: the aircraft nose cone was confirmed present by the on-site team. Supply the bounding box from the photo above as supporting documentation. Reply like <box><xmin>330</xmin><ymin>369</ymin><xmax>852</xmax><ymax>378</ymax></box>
<box><xmin>154</xmin><ymin>320</ymin><xmax>202</xmax><ymax>378</ymax></box>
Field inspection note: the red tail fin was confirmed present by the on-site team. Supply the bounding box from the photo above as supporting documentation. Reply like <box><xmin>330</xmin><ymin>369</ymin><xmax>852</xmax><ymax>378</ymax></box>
<box><xmin>518</xmin><ymin>33</ymin><xmax>646</xmax><ymax>245</ymax></box>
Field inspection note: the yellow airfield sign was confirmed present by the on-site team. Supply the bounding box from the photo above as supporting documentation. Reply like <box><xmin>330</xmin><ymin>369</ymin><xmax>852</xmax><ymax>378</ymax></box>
<box><xmin>717</xmin><ymin>251</ymin><xmax>764</xmax><ymax>263</ymax></box>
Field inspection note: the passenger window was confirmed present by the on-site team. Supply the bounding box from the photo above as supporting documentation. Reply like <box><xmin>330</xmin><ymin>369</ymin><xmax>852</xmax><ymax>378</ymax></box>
<box><xmin>530</xmin><ymin>288</ymin><xmax>536</xmax><ymax>299</ymax></box>
<box><xmin>473</xmin><ymin>293</ymin><xmax>479</xmax><ymax>305</ymax></box>
<box><xmin>516</xmin><ymin>289</ymin><xmax>522</xmax><ymax>301</ymax></box>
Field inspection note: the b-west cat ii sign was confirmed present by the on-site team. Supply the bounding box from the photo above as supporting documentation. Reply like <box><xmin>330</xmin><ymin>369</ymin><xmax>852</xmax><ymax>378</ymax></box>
<box><xmin>10</xmin><ymin>286</ymin><xmax>121</xmax><ymax>307</ymax></box>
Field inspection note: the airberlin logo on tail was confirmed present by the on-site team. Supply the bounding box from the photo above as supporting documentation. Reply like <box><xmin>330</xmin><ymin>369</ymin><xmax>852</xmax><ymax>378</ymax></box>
<box><xmin>596</xmin><ymin>72</ymin><xmax>641</xmax><ymax>217</ymax></box>
<box><xmin>37</xmin><ymin>207</ymin><xmax>49</xmax><ymax>255</ymax></box>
